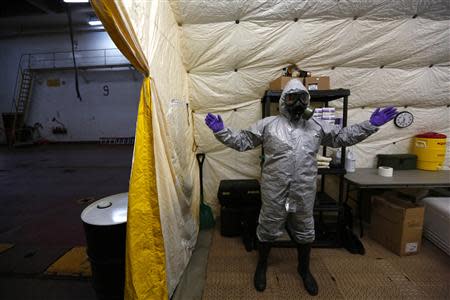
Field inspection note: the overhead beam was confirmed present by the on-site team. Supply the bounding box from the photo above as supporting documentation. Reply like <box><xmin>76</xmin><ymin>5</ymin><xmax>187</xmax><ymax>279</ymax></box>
<box><xmin>26</xmin><ymin>0</ymin><xmax>65</xmax><ymax>14</ymax></box>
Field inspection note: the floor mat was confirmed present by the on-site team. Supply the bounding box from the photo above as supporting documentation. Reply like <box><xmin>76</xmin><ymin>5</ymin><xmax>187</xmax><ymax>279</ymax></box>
<box><xmin>45</xmin><ymin>247</ymin><xmax>91</xmax><ymax>277</ymax></box>
<box><xmin>202</xmin><ymin>228</ymin><xmax>450</xmax><ymax>299</ymax></box>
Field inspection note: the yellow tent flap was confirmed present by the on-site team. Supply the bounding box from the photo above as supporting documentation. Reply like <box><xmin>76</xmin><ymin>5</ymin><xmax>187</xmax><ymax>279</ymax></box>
<box><xmin>91</xmin><ymin>1</ymin><xmax>167</xmax><ymax>299</ymax></box>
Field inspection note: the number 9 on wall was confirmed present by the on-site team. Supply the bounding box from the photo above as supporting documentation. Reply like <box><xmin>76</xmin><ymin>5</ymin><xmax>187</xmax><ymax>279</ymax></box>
<box><xmin>103</xmin><ymin>85</ymin><xmax>110</xmax><ymax>96</ymax></box>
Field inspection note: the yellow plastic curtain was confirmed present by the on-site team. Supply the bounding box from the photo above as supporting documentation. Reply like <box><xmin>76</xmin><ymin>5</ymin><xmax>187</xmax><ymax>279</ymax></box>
<box><xmin>91</xmin><ymin>1</ymin><xmax>167</xmax><ymax>299</ymax></box>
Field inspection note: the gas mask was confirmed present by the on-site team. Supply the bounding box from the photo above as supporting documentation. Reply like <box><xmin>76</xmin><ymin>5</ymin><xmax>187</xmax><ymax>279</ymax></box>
<box><xmin>284</xmin><ymin>92</ymin><xmax>315</xmax><ymax>121</ymax></box>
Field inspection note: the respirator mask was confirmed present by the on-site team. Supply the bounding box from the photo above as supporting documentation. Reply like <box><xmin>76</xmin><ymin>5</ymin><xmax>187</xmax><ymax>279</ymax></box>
<box><xmin>284</xmin><ymin>92</ymin><xmax>315</xmax><ymax>121</ymax></box>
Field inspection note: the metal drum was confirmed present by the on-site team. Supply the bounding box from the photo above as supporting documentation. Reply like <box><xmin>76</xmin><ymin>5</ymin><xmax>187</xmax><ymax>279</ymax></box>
<box><xmin>81</xmin><ymin>193</ymin><xmax>128</xmax><ymax>300</ymax></box>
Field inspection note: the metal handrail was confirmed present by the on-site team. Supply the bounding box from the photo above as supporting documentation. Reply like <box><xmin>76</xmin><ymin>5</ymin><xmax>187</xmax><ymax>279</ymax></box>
<box><xmin>27</xmin><ymin>48</ymin><xmax>129</xmax><ymax>70</ymax></box>
<box><xmin>10</xmin><ymin>54</ymin><xmax>29</xmax><ymax>112</ymax></box>
<box><xmin>10</xmin><ymin>48</ymin><xmax>130</xmax><ymax>112</ymax></box>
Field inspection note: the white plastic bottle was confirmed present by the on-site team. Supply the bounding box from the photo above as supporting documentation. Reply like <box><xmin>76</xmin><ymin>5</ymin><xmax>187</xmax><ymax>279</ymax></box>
<box><xmin>345</xmin><ymin>149</ymin><xmax>356</xmax><ymax>172</ymax></box>
<box><xmin>334</xmin><ymin>148</ymin><xmax>341</xmax><ymax>165</ymax></box>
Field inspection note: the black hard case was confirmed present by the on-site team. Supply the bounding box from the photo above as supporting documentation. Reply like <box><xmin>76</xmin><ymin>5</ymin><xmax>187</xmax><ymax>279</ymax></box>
<box><xmin>217</xmin><ymin>179</ymin><xmax>261</xmax><ymax>208</ymax></box>
<box><xmin>377</xmin><ymin>154</ymin><xmax>417</xmax><ymax>170</ymax></box>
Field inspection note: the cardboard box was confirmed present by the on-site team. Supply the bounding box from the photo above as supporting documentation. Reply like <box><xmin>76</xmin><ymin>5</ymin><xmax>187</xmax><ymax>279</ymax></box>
<box><xmin>269</xmin><ymin>76</ymin><xmax>330</xmax><ymax>91</ymax></box>
<box><xmin>269</xmin><ymin>76</ymin><xmax>292</xmax><ymax>90</ymax></box>
<box><xmin>305</xmin><ymin>76</ymin><xmax>330</xmax><ymax>91</ymax></box>
<box><xmin>370</xmin><ymin>194</ymin><xmax>424</xmax><ymax>256</ymax></box>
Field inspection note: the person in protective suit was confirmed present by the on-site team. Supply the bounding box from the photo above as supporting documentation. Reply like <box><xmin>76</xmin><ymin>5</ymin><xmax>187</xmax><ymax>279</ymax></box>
<box><xmin>204</xmin><ymin>78</ymin><xmax>397</xmax><ymax>296</ymax></box>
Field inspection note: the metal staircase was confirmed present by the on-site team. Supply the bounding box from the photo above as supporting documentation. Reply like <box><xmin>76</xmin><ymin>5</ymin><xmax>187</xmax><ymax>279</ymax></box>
<box><xmin>9</xmin><ymin>68</ymin><xmax>35</xmax><ymax>146</ymax></box>
<box><xmin>16</xmin><ymin>69</ymin><xmax>34</xmax><ymax>115</ymax></box>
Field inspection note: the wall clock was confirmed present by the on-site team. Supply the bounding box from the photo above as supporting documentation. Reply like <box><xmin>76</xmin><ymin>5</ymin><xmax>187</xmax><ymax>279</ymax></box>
<box><xmin>394</xmin><ymin>111</ymin><xmax>414</xmax><ymax>128</ymax></box>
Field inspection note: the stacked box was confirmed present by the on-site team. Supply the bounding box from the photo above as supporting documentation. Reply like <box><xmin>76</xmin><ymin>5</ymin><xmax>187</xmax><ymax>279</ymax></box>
<box><xmin>305</xmin><ymin>76</ymin><xmax>330</xmax><ymax>90</ymax></box>
<box><xmin>313</xmin><ymin>108</ymin><xmax>323</xmax><ymax>119</ymax></box>
<box><xmin>269</xmin><ymin>76</ymin><xmax>330</xmax><ymax>90</ymax></box>
<box><xmin>313</xmin><ymin>107</ymin><xmax>337</xmax><ymax>125</ymax></box>
<box><xmin>370</xmin><ymin>194</ymin><xmax>424</xmax><ymax>256</ymax></box>
<box><xmin>322</xmin><ymin>107</ymin><xmax>336</xmax><ymax>118</ymax></box>
<box><xmin>269</xmin><ymin>76</ymin><xmax>292</xmax><ymax>90</ymax></box>
<box><xmin>322</xmin><ymin>116</ymin><xmax>336</xmax><ymax>125</ymax></box>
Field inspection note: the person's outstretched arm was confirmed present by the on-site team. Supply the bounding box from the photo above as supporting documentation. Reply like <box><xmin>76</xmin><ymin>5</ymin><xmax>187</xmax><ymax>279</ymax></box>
<box><xmin>205</xmin><ymin>113</ymin><xmax>264</xmax><ymax>152</ymax></box>
<box><xmin>317</xmin><ymin>107</ymin><xmax>398</xmax><ymax>148</ymax></box>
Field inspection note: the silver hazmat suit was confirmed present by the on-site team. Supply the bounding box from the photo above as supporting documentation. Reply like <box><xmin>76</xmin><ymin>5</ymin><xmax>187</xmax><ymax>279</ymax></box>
<box><xmin>214</xmin><ymin>79</ymin><xmax>378</xmax><ymax>243</ymax></box>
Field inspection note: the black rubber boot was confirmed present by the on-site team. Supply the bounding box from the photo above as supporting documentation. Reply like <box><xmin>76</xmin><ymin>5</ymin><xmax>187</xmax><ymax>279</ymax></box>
<box><xmin>297</xmin><ymin>243</ymin><xmax>318</xmax><ymax>296</ymax></box>
<box><xmin>253</xmin><ymin>241</ymin><xmax>271</xmax><ymax>292</ymax></box>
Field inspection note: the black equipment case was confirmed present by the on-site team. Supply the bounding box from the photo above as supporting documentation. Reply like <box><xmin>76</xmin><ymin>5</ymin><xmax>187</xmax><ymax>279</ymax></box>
<box><xmin>377</xmin><ymin>154</ymin><xmax>417</xmax><ymax>170</ymax></box>
<box><xmin>220</xmin><ymin>206</ymin><xmax>241</xmax><ymax>237</ymax></box>
<box><xmin>218</xmin><ymin>179</ymin><xmax>261</xmax><ymax>251</ymax></box>
<box><xmin>217</xmin><ymin>179</ymin><xmax>261</xmax><ymax>208</ymax></box>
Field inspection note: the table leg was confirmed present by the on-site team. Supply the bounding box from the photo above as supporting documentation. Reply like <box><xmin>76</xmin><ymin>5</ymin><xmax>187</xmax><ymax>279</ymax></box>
<box><xmin>358</xmin><ymin>189</ymin><xmax>363</xmax><ymax>237</ymax></box>
<box><xmin>345</xmin><ymin>181</ymin><xmax>350</xmax><ymax>205</ymax></box>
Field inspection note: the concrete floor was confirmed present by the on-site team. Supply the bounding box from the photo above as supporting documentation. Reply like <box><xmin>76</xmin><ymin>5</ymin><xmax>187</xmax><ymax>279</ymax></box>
<box><xmin>0</xmin><ymin>144</ymin><xmax>133</xmax><ymax>300</ymax></box>
<box><xmin>0</xmin><ymin>144</ymin><xmax>133</xmax><ymax>246</ymax></box>
<box><xmin>0</xmin><ymin>144</ymin><xmax>210</xmax><ymax>300</ymax></box>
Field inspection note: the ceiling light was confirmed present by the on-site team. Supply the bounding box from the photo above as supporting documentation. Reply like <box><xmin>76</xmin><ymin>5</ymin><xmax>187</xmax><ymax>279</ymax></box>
<box><xmin>88</xmin><ymin>20</ymin><xmax>102</xmax><ymax>26</ymax></box>
<box><xmin>88</xmin><ymin>16</ymin><xmax>102</xmax><ymax>26</ymax></box>
<box><xmin>63</xmin><ymin>0</ymin><xmax>89</xmax><ymax>3</ymax></box>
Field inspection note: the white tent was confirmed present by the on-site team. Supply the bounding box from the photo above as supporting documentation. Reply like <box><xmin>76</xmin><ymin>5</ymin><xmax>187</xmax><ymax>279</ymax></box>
<box><xmin>92</xmin><ymin>1</ymin><xmax>450</xmax><ymax>298</ymax></box>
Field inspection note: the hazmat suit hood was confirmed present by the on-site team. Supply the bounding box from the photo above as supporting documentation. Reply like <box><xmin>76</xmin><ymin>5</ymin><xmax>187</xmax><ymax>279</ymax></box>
<box><xmin>279</xmin><ymin>78</ymin><xmax>310</xmax><ymax>121</ymax></box>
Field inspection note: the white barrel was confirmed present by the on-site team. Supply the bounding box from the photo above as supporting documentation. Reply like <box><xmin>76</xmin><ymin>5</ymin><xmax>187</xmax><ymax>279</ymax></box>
<box><xmin>81</xmin><ymin>193</ymin><xmax>128</xmax><ymax>226</ymax></box>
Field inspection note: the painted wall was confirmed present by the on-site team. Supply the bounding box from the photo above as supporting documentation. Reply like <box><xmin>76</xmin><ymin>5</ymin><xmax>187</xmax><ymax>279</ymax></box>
<box><xmin>28</xmin><ymin>69</ymin><xmax>141</xmax><ymax>142</ymax></box>
<box><xmin>0</xmin><ymin>31</ymin><xmax>142</xmax><ymax>143</ymax></box>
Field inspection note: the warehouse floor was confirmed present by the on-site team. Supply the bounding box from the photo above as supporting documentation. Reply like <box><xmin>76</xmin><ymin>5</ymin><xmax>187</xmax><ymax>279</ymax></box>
<box><xmin>0</xmin><ymin>144</ymin><xmax>133</xmax><ymax>300</ymax></box>
<box><xmin>0</xmin><ymin>144</ymin><xmax>210</xmax><ymax>300</ymax></box>
<box><xmin>1</xmin><ymin>145</ymin><xmax>449</xmax><ymax>300</ymax></box>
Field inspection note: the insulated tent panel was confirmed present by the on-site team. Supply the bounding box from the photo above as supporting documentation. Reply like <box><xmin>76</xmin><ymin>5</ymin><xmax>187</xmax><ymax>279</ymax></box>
<box><xmin>168</xmin><ymin>0</ymin><xmax>450</xmax><ymax>217</ymax></box>
<box><xmin>110</xmin><ymin>0</ymin><xmax>449</xmax><ymax>297</ymax></box>
<box><xmin>120</xmin><ymin>0</ymin><xmax>199</xmax><ymax>297</ymax></box>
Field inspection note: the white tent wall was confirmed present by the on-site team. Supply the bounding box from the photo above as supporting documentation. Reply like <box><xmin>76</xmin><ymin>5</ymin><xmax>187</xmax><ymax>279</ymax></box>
<box><xmin>167</xmin><ymin>0</ymin><xmax>450</xmax><ymax>216</ymax></box>
<box><xmin>120</xmin><ymin>0</ymin><xmax>450</xmax><ymax>295</ymax></box>
<box><xmin>121</xmin><ymin>1</ymin><xmax>199</xmax><ymax>296</ymax></box>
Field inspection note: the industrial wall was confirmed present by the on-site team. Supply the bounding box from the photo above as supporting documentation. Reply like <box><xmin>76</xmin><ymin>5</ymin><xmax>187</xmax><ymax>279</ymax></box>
<box><xmin>0</xmin><ymin>31</ymin><xmax>141</xmax><ymax>143</ymax></box>
<box><xmin>28</xmin><ymin>69</ymin><xmax>140</xmax><ymax>142</ymax></box>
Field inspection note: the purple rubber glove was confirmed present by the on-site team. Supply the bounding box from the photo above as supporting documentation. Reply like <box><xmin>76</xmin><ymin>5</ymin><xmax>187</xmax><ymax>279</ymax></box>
<box><xmin>205</xmin><ymin>113</ymin><xmax>224</xmax><ymax>133</ymax></box>
<box><xmin>369</xmin><ymin>106</ymin><xmax>398</xmax><ymax>126</ymax></box>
